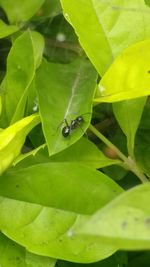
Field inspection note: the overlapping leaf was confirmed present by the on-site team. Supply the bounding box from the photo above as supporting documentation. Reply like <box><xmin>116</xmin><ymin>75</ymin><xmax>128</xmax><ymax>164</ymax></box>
<box><xmin>1</xmin><ymin>30</ymin><xmax>44</xmax><ymax>126</ymax></box>
<box><xmin>77</xmin><ymin>183</ymin><xmax>150</xmax><ymax>250</ymax></box>
<box><xmin>61</xmin><ymin>0</ymin><xmax>150</xmax><ymax>76</ymax></box>
<box><xmin>0</xmin><ymin>19</ymin><xmax>18</xmax><ymax>38</ymax></box>
<box><xmin>0</xmin><ymin>162</ymin><xmax>123</xmax><ymax>262</ymax></box>
<box><xmin>0</xmin><ymin>0</ymin><xmax>45</xmax><ymax>23</ymax></box>
<box><xmin>0</xmin><ymin>232</ymin><xmax>55</xmax><ymax>267</ymax></box>
<box><xmin>113</xmin><ymin>97</ymin><xmax>147</xmax><ymax>157</ymax></box>
<box><xmin>14</xmin><ymin>138</ymin><xmax>121</xmax><ymax>169</ymax></box>
<box><xmin>95</xmin><ymin>40</ymin><xmax>150</xmax><ymax>103</ymax></box>
<box><xmin>41</xmin><ymin>0</ymin><xmax>62</xmax><ymax>18</ymax></box>
<box><xmin>0</xmin><ymin>114</ymin><xmax>40</xmax><ymax>174</ymax></box>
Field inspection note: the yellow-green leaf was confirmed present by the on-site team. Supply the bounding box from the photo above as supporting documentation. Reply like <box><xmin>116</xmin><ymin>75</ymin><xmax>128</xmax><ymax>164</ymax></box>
<box><xmin>77</xmin><ymin>183</ymin><xmax>150</xmax><ymax>250</ymax></box>
<box><xmin>0</xmin><ymin>19</ymin><xmax>18</xmax><ymax>38</ymax></box>
<box><xmin>61</xmin><ymin>0</ymin><xmax>150</xmax><ymax>76</ymax></box>
<box><xmin>0</xmin><ymin>114</ymin><xmax>40</xmax><ymax>174</ymax></box>
<box><xmin>95</xmin><ymin>40</ymin><xmax>150</xmax><ymax>103</ymax></box>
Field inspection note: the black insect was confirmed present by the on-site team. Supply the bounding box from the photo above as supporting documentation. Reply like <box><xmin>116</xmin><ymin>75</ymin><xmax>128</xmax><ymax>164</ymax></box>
<box><xmin>70</xmin><ymin>116</ymin><xmax>84</xmax><ymax>130</ymax></box>
<box><xmin>61</xmin><ymin>119</ymin><xmax>71</xmax><ymax>137</ymax></box>
<box><xmin>61</xmin><ymin>113</ymin><xmax>90</xmax><ymax>138</ymax></box>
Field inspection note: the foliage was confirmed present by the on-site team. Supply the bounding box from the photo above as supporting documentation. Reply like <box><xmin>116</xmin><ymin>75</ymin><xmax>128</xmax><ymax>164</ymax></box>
<box><xmin>0</xmin><ymin>0</ymin><xmax>150</xmax><ymax>266</ymax></box>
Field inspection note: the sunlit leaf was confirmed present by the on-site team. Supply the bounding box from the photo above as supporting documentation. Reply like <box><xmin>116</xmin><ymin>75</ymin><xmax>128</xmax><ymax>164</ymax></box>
<box><xmin>78</xmin><ymin>183</ymin><xmax>150</xmax><ymax>250</ymax></box>
<box><xmin>95</xmin><ymin>40</ymin><xmax>150</xmax><ymax>102</ymax></box>
<box><xmin>0</xmin><ymin>19</ymin><xmax>18</xmax><ymax>38</ymax></box>
<box><xmin>0</xmin><ymin>162</ymin><xmax>123</xmax><ymax>262</ymax></box>
<box><xmin>61</xmin><ymin>0</ymin><xmax>150</xmax><ymax>76</ymax></box>
<box><xmin>0</xmin><ymin>114</ymin><xmax>40</xmax><ymax>174</ymax></box>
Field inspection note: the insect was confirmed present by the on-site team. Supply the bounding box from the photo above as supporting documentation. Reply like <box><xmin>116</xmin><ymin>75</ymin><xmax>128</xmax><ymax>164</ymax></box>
<box><xmin>61</xmin><ymin>113</ymin><xmax>90</xmax><ymax>138</ymax></box>
<box><xmin>70</xmin><ymin>116</ymin><xmax>84</xmax><ymax>130</ymax></box>
<box><xmin>61</xmin><ymin>119</ymin><xmax>71</xmax><ymax>137</ymax></box>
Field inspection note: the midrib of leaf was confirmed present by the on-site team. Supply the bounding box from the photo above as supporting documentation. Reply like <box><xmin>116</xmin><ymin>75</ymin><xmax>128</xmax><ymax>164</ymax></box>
<box><xmin>64</xmin><ymin>63</ymin><xmax>82</xmax><ymax>119</ymax></box>
<box><xmin>52</xmin><ymin>62</ymin><xmax>85</xmax><ymax>152</ymax></box>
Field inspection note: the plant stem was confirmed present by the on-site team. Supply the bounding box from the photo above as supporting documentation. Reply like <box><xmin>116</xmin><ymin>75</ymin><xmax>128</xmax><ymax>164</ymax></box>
<box><xmin>89</xmin><ymin>124</ymin><xmax>149</xmax><ymax>183</ymax></box>
<box><xmin>89</xmin><ymin>124</ymin><xmax>127</xmax><ymax>161</ymax></box>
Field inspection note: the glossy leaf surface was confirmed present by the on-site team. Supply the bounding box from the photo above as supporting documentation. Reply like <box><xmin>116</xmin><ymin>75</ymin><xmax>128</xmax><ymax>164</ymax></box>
<box><xmin>36</xmin><ymin>59</ymin><xmax>97</xmax><ymax>155</ymax></box>
<box><xmin>95</xmin><ymin>40</ymin><xmax>150</xmax><ymax>102</ymax></box>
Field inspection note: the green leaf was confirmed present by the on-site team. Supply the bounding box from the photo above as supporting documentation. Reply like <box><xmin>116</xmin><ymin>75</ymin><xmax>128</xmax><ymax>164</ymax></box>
<box><xmin>113</xmin><ymin>97</ymin><xmax>147</xmax><ymax>157</ymax></box>
<box><xmin>0</xmin><ymin>96</ymin><xmax>2</xmax><ymax>116</ymax></box>
<box><xmin>40</xmin><ymin>0</ymin><xmax>62</xmax><ymax>18</ymax></box>
<box><xmin>0</xmin><ymin>19</ymin><xmax>18</xmax><ymax>38</ymax></box>
<box><xmin>95</xmin><ymin>40</ymin><xmax>150</xmax><ymax>102</ymax></box>
<box><xmin>145</xmin><ymin>0</ymin><xmax>150</xmax><ymax>7</ymax></box>
<box><xmin>139</xmin><ymin>101</ymin><xmax>150</xmax><ymax>130</ymax></box>
<box><xmin>61</xmin><ymin>0</ymin><xmax>150</xmax><ymax>76</ymax></box>
<box><xmin>103</xmin><ymin>165</ymin><xmax>128</xmax><ymax>182</ymax></box>
<box><xmin>0</xmin><ymin>163</ymin><xmax>123</xmax><ymax>262</ymax></box>
<box><xmin>43</xmin><ymin>15</ymin><xmax>79</xmax><ymax>64</ymax></box>
<box><xmin>2</xmin><ymin>30</ymin><xmax>44</xmax><ymax>125</ymax></box>
<box><xmin>135</xmin><ymin>143</ymin><xmax>150</xmax><ymax>177</ymax></box>
<box><xmin>25</xmin><ymin>80</ymin><xmax>37</xmax><ymax>116</ymax></box>
<box><xmin>78</xmin><ymin>183</ymin><xmax>150</xmax><ymax>250</ymax></box>
<box><xmin>36</xmin><ymin>59</ymin><xmax>97</xmax><ymax>155</ymax></box>
<box><xmin>14</xmin><ymin>138</ymin><xmax>121</xmax><ymax>169</ymax></box>
<box><xmin>57</xmin><ymin>251</ymin><xmax>128</xmax><ymax>267</ymax></box>
<box><xmin>0</xmin><ymin>0</ymin><xmax>45</xmax><ymax>23</ymax></box>
<box><xmin>60</xmin><ymin>0</ymin><xmax>113</xmax><ymax>76</ymax></box>
<box><xmin>41</xmin><ymin>137</ymin><xmax>121</xmax><ymax>168</ymax></box>
<box><xmin>0</xmin><ymin>232</ymin><xmax>56</xmax><ymax>267</ymax></box>
<box><xmin>0</xmin><ymin>114</ymin><xmax>40</xmax><ymax>174</ymax></box>
<box><xmin>14</xmin><ymin>143</ymin><xmax>47</xmax><ymax>167</ymax></box>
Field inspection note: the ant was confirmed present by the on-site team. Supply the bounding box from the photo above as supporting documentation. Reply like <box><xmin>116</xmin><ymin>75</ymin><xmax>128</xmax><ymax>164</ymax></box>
<box><xmin>61</xmin><ymin>113</ymin><xmax>90</xmax><ymax>137</ymax></box>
